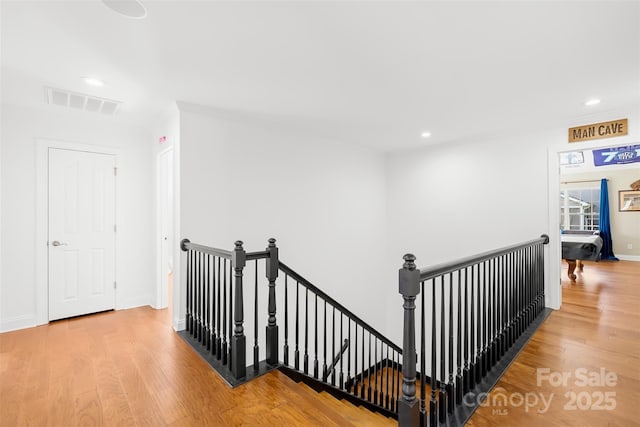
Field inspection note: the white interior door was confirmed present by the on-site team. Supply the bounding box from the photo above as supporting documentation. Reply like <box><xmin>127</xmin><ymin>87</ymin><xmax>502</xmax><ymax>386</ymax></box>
<box><xmin>158</xmin><ymin>148</ymin><xmax>173</xmax><ymax>309</ymax></box>
<box><xmin>48</xmin><ymin>148</ymin><xmax>116</xmax><ymax>320</ymax></box>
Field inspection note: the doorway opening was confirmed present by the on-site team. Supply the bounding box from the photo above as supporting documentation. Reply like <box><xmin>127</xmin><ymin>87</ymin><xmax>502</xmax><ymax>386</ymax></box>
<box><xmin>156</xmin><ymin>147</ymin><xmax>174</xmax><ymax>322</ymax></box>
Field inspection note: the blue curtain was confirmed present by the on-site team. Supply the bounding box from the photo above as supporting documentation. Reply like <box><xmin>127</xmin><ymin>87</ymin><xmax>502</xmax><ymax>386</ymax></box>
<box><xmin>599</xmin><ymin>178</ymin><xmax>618</xmax><ymax>261</ymax></box>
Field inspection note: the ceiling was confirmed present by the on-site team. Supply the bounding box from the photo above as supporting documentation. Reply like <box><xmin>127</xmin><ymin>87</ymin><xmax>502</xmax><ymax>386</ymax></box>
<box><xmin>1</xmin><ymin>1</ymin><xmax>639</xmax><ymax>151</ymax></box>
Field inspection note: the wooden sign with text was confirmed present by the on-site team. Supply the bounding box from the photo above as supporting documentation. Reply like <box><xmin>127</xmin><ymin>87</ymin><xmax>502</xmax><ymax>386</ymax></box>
<box><xmin>569</xmin><ymin>118</ymin><xmax>628</xmax><ymax>143</ymax></box>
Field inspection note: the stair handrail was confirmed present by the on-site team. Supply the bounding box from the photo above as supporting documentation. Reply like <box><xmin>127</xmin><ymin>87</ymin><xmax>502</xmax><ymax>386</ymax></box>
<box><xmin>398</xmin><ymin>234</ymin><xmax>550</xmax><ymax>426</ymax></box>
<box><xmin>418</xmin><ymin>235</ymin><xmax>550</xmax><ymax>280</ymax></box>
<box><xmin>279</xmin><ymin>261</ymin><xmax>402</xmax><ymax>353</ymax></box>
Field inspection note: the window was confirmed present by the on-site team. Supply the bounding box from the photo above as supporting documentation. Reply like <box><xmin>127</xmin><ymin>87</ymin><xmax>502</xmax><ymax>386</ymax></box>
<box><xmin>559</xmin><ymin>187</ymin><xmax>600</xmax><ymax>231</ymax></box>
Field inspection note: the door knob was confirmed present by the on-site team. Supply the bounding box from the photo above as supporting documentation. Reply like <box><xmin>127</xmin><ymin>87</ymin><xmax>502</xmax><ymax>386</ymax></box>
<box><xmin>51</xmin><ymin>240</ymin><xmax>68</xmax><ymax>246</ymax></box>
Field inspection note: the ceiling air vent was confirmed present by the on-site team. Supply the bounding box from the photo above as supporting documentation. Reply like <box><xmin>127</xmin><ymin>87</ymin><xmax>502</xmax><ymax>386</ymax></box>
<box><xmin>45</xmin><ymin>87</ymin><xmax>122</xmax><ymax>116</ymax></box>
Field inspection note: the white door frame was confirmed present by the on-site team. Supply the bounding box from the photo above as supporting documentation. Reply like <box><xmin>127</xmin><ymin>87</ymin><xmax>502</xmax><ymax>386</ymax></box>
<box><xmin>155</xmin><ymin>145</ymin><xmax>174</xmax><ymax>309</ymax></box>
<box><xmin>546</xmin><ymin>138</ymin><xmax>634</xmax><ymax>310</ymax></box>
<box><xmin>35</xmin><ymin>139</ymin><xmax>119</xmax><ymax>325</ymax></box>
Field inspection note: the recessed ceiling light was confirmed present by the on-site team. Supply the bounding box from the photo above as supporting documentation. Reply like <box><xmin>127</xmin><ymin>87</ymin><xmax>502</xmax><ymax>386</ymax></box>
<box><xmin>102</xmin><ymin>0</ymin><xmax>147</xmax><ymax>19</ymax></box>
<box><xmin>421</xmin><ymin>131</ymin><xmax>432</xmax><ymax>138</ymax></box>
<box><xmin>585</xmin><ymin>98</ymin><xmax>601</xmax><ymax>107</ymax></box>
<box><xmin>82</xmin><ymin>77</ymin><xmax>104</xmax><ymax>87</ymax></box>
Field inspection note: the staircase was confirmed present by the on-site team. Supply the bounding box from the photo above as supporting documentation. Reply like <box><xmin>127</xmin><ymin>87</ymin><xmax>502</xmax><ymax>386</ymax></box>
<box><xmin>275</xmin><ymin>371</ymin><xmax>395</xmax><ymax>426</ymax></box>
<box><xmin>180</xmin><ymin>235</ymin><xmax>551</xmax><ymax>426</ymax></box>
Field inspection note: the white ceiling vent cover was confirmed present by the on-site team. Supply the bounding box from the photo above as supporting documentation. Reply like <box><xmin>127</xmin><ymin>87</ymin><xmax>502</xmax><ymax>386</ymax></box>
<box><xmin>45</xmin><ymin>87</ymin><xmax>122</xmax><ymax>115</ymax></box>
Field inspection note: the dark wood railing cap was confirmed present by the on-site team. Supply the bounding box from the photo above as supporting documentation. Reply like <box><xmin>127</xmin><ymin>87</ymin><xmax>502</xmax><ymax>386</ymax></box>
<box><xmin>268</xmin><ymin>238</ymin><xmax>276</xmax><ymax>248</ymax></box>
<box><xmin>235</xmin><ymin>240</ymin><xmax>244</xmax><ymax>249</ymax></box>
<box><xmin>180</xmin><ymin>238</ymin><xmax>190</xmax><ymax>251</ymax></box>
<box><xmin>402</xmin><ymin>254</ymin><xmax>416</xmax><ymax>270</ymax></box>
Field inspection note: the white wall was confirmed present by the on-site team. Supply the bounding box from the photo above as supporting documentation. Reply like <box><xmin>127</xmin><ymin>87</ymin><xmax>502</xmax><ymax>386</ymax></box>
<box><xmin>178</xmin><ymin>103</ymin><xmax>388</xmax><ymax>332</ymax></box>
<box><xmin>383</xmin><ymin>104</ymin><xmax>640</xmax><ymax>342</ymax></box>
<box><xmin>0</xmin><ymin>103</ymin><xmax>154</xmax><ymax>332</ymax></box>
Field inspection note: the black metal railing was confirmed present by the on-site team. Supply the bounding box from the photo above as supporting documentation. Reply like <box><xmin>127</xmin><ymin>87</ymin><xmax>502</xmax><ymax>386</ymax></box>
<box><xmin>278</xmin><ymin>261</ymin><xmax>402</xmax><ymax>414</ymax></box>
<box><xmin>180</xmin><ymin>237</ymin><xmax>402</xmax><ymax>416</ymax></box>
<box><xmin>397</xmin><ymin>235</ymin><xmax>550</xmax><ymax>426</ymax></box>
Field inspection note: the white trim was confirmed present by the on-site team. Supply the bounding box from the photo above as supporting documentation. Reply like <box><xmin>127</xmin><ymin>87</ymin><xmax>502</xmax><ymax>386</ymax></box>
<box><xmin>118</xmin><ymin>295</ymin><xmax>152</xmax><ymax>311</ymax></box>
<box><xmin>35</xmin><ymin>139</ymin><xmax>120</xmax><ymax>325</ymax></box>
<box><xmin>0</xmin><ymin>314</ymin><xmax>37</xmax><ymax>333</ymax></box>
<box><xmin>617</xmin><ymin>255</ymin><xmax>640</xmax><ymax>262</ymax></box>
<box><xmin>174</xmin><ymin>318</ymin><xmax>185</xmax><ymax>332</ymax></box>
<box><xmin>548</xmin><ymin>138</ymin><xmax>640</xmax><ymax>310</ymax></box>
<box><xmin>155</xmin><ymin>145</ymin><xmax>173</xmax><ymax>310</ymax></box>
<box><xmin>547</xmin><ymin>146</ymin><xmax>562</xmax><ymax>309</ymax></box>
<box><xmin>171</xmin><ymin>126</ymin><xmax>182</xmax><ymax>332</ymax></box>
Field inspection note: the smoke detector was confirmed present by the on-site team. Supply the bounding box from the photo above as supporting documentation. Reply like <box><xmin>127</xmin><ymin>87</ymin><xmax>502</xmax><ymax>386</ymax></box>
<box><xmin>45</xmin><ymin>87</ymin><xmax>122</xmax><ymax>115</ymax></box>
<box><xmin>102</xmin><ymin>0</ymin><xmax>147</xmax><ymax>19</ymax></box>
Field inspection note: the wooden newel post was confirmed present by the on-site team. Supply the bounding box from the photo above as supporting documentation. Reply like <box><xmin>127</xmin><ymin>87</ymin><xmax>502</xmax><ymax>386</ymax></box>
<box><xmin>231</xmin><ymin>240</ymin><xmax>247</xmax><ymax>379</ymax></box>
<box><xmin>265</xmin><ymin>238</ymin><xmax>279</xmax><ymax>365</ymax></box>
<box><xmin>398</xmin><ymin>253</ymin><xmax>420</xmax><ymax>426</ymax></box>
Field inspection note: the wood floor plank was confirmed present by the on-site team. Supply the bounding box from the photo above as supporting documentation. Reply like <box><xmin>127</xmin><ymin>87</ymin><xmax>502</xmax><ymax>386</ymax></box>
<box><xmin>0</xmin><ymin>260</ymin><xmax>636</xmax><ymax>426</ymax></box>
<box><xmin>467</xmin><ymin>260</ymin><xmax>640</xmax><ymax>426</ymax></box>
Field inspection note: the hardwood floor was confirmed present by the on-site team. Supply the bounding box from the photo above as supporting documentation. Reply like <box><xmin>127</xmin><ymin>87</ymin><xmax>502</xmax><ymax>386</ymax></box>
<box><xmin>1</xmin><ymin>260</ymin><xmax>637</xmax><ymax>426</ymax></box>
<box><xmin>468</xmin><ymin>260</ymin><xmax>640</xmax><ymax>426</ymax></box>
<box><xmin>0</xmin><ymin>306</ymin><xmax>393</xmax><ymax>426</ymax></box>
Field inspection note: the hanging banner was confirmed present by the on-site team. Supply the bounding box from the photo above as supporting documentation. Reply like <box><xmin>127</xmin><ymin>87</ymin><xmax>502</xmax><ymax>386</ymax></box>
<box><xmin>592</xmin><ymin>144</ymin><xmax>640</xmax><ymax>166</ymax></box>
<box><xmin>568</xmin><ymin>118</ymin><xmax>628</xmax><ymax>143</ymax></box>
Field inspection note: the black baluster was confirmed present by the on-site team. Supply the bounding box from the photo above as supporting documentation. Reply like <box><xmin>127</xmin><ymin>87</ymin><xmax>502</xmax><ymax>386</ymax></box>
<box><xmin>500</xmin><ymin>253</ymin><xmax>506</xmax><ymax>357</ymax></box>
<box><xmin>265</xmin><ymin>238</ymin><xmax>279</xmax><ymax>365</ymax></box>
<box><xmin>361</xmin><ymin>327</ymin><xmax>365</xmax><ymax>399</ymax></box>
<box><xmin>374</xmin><ymin>338</ymin><xmax>380</xmax><ymax>406</ymax></box>
<box><xmin>199</xmin><ymin>251</ymin><xmax>204</xmax><ymax>343</ymax></box>
<box><xmin>420</xmin><ymin>281</ymin><xmax>426</xmax><ymax>422</ymax></box>
<box><xmin>353</xmin><ymin>322</ymin><xmax>358</xmax><ymax>395</ymax></box>
<box><xmin>216</xmin><ymin>257</ymin><xmax>222</xmax><ymax>359</ymax></box>
<box><xmin>367</xmin><ymin>333</ymin><xmax>372</xmax><ymax>402</ymax></box>
<box><xmin>323</xmin><ymin>300</ymin><xmax>327</xmax><ymax>382</ymax></box>
<box><xmin>487</xmin><ymin>258</ymin><xmax>496</xmax><ymax>372</ymax></box>
<box><xmin>205</xmin><ymin>253</ymin><xmax>210</xmax><ymax>351</ymax></box>
<box><xmin>447</xmin><ymin>272</ymin><xmax>455</xmax><ymax>414</ymax></box>
<box><xmin>463</xmin><ymin>267</ymin><xmax>471</xmax><ymax>394</ymax></box>
<box><xmin>439</xmin><ymin>275</ymin><xmax>447</xmax><ymax>424</ymax></box>
<box><xmin>228</xmin><ymin>256</ymin><xmax>233</xmax><ymax>370</ymax></box>
<box><xmin>475</xmin><ymin>263</ymin><xmax>482</xmax><ymax>384</ymax></box>
<box><xmin>254</xmin><ymin>259</ymin><xmax>259</xmax><ymax>371</ymax></box>
<box><xmin>469</xmin><ymin>264</ymin><xmax>476</xmax><ymax>390</ymax></box>
<box><xmin>195</xmin><ymin>251</ymin><xmax>200</xmax><ymax>342</ymax></box>
<box><xmin>295</xmin><ymin>280</ymin><xmax>300</xmax><ymax>370</ymax></box>
<box><xmin>304</xmin><ymin>288</ymin><xmax>309</xmax><ymax>375</ymax></box>
<box><xmin>456</xmin><ymin>270</ymin><xmax>463</xmax><ymax>405</ymax></box>
<box><xmin>284</xmin><ymin>273</ymin><xmax>289</xmax><ymax>366</ymax></box>
<box><xmin>339</xmin><ymin>312</ymin><xmax>343</xmax><ymax>389</ymax></box>
<box><xmin>494</xmin><ymin>256</ymin><xmax>500</xmax><ymax>360</ymax></box>
<box><xmin>389</xmin><ymin>350</ymin><xmax>400</xmax><ymax>412</ymax></box>
<box><xmin>482</xmin><ymin>261</ymin><xmax>488</xmax><ymax>379</ymax></box>
<box><xmin>222</xmin><ymin>258</ymin><xmax>227</xmax><ymax>366</ymax></box>
<box><xmin>429</xmin><ymin>278</ymin><xmax>437</xmax><ymax>427</ymax></box>
<box><xmin>314</xmin><ymin>294</ymin><xmax>318</xmax><ymax>379</ymax></box>
<box><xmin>385</xmin><ymin>344</ymin><xmax>390</xmax><ymax>410</ymax></box>
<box><xmin>211</xmin><ymin>255</ymin><xmax>217</xmax><ymax>356</ymax></box>
<box><xmin>186</xmin><ymin>249</ymin><xmax>192</xmax><ymax>334</ymax></box>
<box><xmin>346</xmin><ymin>318</ymin><xmax>351</xmax><ymax>391</ymax></box>
<box><xmin>329</xmin><ymin>305</ymin><xmax>334</xmax><ymax>385</ymax></box>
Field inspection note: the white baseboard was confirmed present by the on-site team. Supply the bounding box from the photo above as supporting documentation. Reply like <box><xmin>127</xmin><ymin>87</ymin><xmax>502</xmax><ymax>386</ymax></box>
<box><xmin>117</xmin><ymin>295</ymin><xmax>152</xmax><ymax>310</ymax></box>
<box><xmin>173</xmin><ymin>318</ymin><xmax>185</xmax><ymax>331</ymax></box>
<box><xmin>617</xmin><ymin>254</ymin><xmax>640</xmax><ymax>262</ymax></box>
<box><xmin>0</xmin><ymin>313</ymin><xmax>37</xmax><ymax>333</ymax></box>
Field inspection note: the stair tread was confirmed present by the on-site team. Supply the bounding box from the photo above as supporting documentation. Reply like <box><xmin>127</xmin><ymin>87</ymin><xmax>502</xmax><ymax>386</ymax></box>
<box><xmin>317</xmin><ymin>391</ymin><xmax>396</xmax><ymax>426</ymax></box>
<box><xmin>263</xmin><ymin>371</ymin><xmax>358</xmax><ymax>426</ymax></box>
